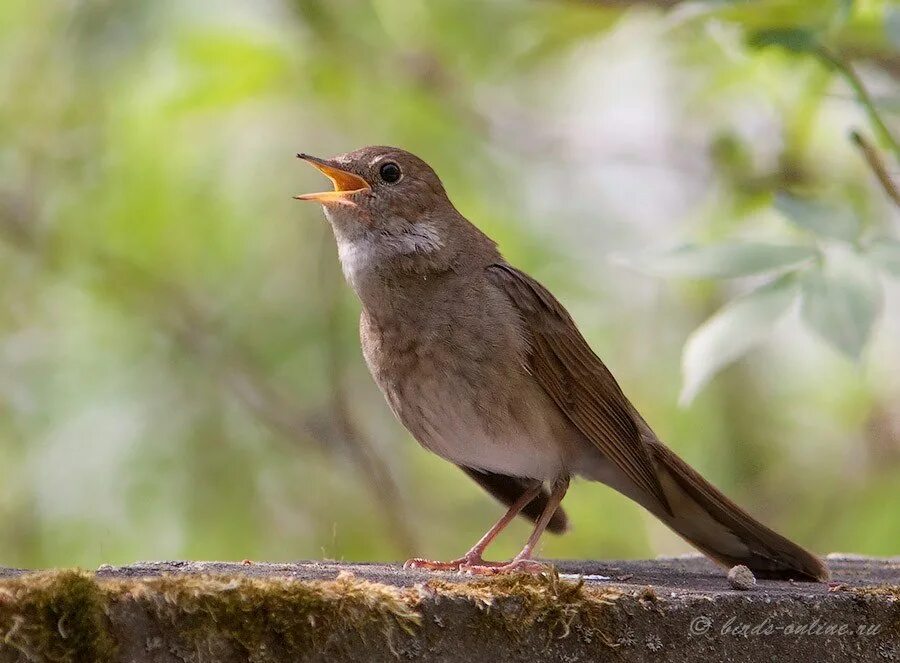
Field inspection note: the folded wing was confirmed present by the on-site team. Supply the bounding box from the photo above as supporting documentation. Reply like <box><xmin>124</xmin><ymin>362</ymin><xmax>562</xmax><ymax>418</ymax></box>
<box><xmin>487</xmin><ymin>263</ymin><xmax>671</xmax><ymax>515</ymax></box>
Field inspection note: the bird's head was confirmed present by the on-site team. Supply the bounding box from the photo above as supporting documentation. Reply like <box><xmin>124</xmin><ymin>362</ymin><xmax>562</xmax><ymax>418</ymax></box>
<box><xmin>295</xmin><ymin>146</ymin><xmax>494</xmax><ymax>284</ymax></box>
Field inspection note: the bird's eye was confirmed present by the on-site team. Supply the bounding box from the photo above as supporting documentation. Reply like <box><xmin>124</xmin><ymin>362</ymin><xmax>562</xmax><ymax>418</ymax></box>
<box><xmin>379</xmin><ymin>162</ymin><xmax>402</xmax><ymax>184</ymax></box>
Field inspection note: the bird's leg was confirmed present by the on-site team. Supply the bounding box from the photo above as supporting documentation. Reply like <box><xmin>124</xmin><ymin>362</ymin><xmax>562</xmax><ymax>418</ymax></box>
<box><xmin>462</xmin><ymin>476</ymin><xmax>570</xmax><ymax>575</ymax></box>
<box><xmin>403</xmin><ymin>481</ymin><xmax>543</xmax><ymax>571</ymax></box>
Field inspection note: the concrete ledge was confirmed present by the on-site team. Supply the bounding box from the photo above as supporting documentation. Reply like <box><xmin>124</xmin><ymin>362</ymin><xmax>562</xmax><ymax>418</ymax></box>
<box><xmin>0</xmin><ymin>556</ymin><xmax>897</xmax><ymax>662</ymax></box>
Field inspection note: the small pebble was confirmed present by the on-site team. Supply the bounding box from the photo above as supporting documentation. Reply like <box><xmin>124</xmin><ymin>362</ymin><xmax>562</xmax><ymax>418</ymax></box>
<box><xmin>727</xmin><ymin>564</ymin><xmax>756</xmax><ymax>590</ymax></box>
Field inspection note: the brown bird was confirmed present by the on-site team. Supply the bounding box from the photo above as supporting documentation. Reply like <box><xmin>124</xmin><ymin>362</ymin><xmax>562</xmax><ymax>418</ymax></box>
<box><xmin>295</xmin><ymin>146</ymin><xmax>829</xmax><ymax>581</ymax></box>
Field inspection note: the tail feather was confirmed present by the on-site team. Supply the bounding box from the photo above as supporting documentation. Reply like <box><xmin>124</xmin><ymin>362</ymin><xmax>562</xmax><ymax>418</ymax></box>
<box><xmin>647</xmin><ymin>440</ymin><xmax>829</xmax><ymax>582</ymax></box>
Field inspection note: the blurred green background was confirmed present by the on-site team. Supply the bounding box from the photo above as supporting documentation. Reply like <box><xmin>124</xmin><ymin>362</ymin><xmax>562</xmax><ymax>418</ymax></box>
<box><xmin>1</xmin><ymin>0</ymin><xmax>899</xmax><ymax>569</ymax></box>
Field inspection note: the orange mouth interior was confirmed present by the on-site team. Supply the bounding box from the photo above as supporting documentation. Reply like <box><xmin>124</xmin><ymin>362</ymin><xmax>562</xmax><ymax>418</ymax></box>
<box><xmin>295</xmin><ymin>156</ymin><xmax>370</xmax><ymax>202</ymax></box>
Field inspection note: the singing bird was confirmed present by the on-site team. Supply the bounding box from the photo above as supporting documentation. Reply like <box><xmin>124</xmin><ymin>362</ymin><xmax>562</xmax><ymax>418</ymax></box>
<box><xmin>295</xmin><ymin>146</ymin><xmax>828</xmax><ymax>581</ymax></box>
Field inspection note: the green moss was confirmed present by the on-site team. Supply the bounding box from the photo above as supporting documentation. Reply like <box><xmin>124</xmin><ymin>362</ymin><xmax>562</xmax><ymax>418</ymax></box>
<box><xmin>0</xmin><ymin>568</ymin><xmax>629</xmax><ymax>660</ymax></box>
<box><xmin>0</xmin><ymin>570</ymin><xmax>115</xmax><ymax>663</ymax></box>
<box><xmin>425</xmin><ymin>570</ymin><xmax>623</xmax><ymax>646</ymax></box>
<box><xmin>109</xmin><ymin>570</ymin><xmax>422</xmax><ymax>661</ymax></box>
<box><xmin>850</xmin><ymin>584</ymin><xmax>900</xmax><ymax>601</ymax></box>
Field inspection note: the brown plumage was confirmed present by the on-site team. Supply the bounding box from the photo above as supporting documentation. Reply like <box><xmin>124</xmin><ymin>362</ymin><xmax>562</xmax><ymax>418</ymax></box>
<box><xmin>487</xmin><ymin>263</ymin><xmax>671</xmax><ymax>515</ymax></box>
<box><xmin>295</xmin><ymin>146</ymin><xmax>829</xmax><ymax>581</ymax></box>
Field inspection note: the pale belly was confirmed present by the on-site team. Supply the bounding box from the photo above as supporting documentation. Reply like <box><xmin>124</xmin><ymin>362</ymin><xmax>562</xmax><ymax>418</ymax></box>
<box><xmin>357</xmin><ymin>277</ymin><xmax>581</xmax><ymax>482</ymax></box>
<box><xmin>384</xmin><ymin>367</ymin><xmax>576</xmax><ymax>481</ymax></box>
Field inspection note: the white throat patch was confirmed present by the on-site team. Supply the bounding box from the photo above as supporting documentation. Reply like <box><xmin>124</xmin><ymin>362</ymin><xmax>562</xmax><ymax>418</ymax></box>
<box><xmin>333</xmin><ymin>221</ymin><xmax>443</xmax><ymax>289</ymax></box>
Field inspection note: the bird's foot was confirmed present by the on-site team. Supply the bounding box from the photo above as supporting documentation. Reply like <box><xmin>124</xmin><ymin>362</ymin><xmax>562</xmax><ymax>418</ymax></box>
<box><xmin>460</xmin><ymin>557</ymin><xmax>550</xmax><ymax>575</ymax></box>
<box><xmin>403</xmin><ymin>557</ymin><xmax>465</xmax><ymax>571</ymax></box>
<box><xmin>403</xmin><ymin>553</ymin><xmax>493</xmax><ymax>572</ymax></box>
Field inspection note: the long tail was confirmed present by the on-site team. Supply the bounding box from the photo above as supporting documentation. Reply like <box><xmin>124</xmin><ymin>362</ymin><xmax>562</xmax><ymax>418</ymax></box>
<box><xmin>642</xmin><ymin>439</ymin><xmax>829</xmax><ymax>582</ymax></box>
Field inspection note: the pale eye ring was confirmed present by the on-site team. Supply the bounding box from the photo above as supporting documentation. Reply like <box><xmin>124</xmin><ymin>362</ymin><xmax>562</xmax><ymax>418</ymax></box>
<box><xmin>378</xmin><ymin>161</ymin><xmax>402</xmax><ymax>184</ymax></box>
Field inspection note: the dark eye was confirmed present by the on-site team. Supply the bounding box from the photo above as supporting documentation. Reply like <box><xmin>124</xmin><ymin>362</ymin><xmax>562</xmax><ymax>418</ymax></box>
<box><xmin>379</xmin><ymin>161</ymin><xmax>402</xmax><ymax>184</ymax></box>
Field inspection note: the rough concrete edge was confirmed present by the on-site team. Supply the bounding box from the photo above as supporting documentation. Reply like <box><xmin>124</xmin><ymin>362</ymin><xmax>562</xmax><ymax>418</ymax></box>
<box><xmin>0</xmin><ymin>568</ymin><xmax>694</xmax><ymax>662</ymax></box>
<box><xmin>0</xmin><ymin>566</ymin><xmax>898</xmax><ymax>662</ymax></box>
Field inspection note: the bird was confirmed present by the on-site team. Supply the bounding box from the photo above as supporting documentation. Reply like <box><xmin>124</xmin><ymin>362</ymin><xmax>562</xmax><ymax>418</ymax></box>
<box><xmin>294</xmin><ymin>145</ymin><xmax>829</xmax><ymax>581</ymax></box>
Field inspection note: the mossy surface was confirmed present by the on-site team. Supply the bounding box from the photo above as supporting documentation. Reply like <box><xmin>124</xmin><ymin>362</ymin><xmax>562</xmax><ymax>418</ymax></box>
<box><xmin>108</xmin><ymin>570</ymin><xmax>422</xmax><ymax>661</ymax></box>
<box><xmin>0</xmin><ymin>567</ymin><xmax>628</xmax><ymax>662</ymax></box>
<box><xmin>850</xmin><ymin>584</ymin><xmax>900</xmax><ymax>601</ymax></box>
<box><xmin>0</xmin><ymin>570</ymin><xmax>115</xmax><ymax>663</ymax></box>
<box><xmin>424</xmin><ymin>570</ymin><xmax>624</xmax><ymax>647</ymax></box>
<box><xmin>10</xmin><ymin>562</ymin><xmax>898</xmax><ymax>662</ymax></box>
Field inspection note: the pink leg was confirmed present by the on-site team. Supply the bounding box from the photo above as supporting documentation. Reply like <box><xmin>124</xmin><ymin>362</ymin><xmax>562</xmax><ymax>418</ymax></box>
<box><xmin>404</xmin><ymin>481</ymin><xmax>543</xmax><ymax>571</ymax></box>
<box><xmin>463</xmin><ymin>476</ymin><xmax>570</xmax><ymax>575</ymax></box>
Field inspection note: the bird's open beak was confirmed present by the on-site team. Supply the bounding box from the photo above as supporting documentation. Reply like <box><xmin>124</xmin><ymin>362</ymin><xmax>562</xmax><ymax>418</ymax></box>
<box><xmin>294</xmin><ymin>153</ymin><xmax>370</xmax><ymax>203</ymax></box>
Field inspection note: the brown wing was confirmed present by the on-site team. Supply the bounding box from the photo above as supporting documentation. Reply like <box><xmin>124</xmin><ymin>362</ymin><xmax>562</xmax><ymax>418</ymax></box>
<box><xmin>487</xmin><ymin>263</ymin><xmax>671</xmax><ymax>515</ymax></box>
<box><xmin>458</xmin><ymin>466</ymin><xmax>569</xmax><ymax>534</ymax></box>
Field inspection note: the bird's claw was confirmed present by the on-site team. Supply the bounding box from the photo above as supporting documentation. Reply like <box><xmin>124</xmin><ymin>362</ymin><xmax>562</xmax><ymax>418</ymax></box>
<box><xmin>403</xmin><ymin>554</ymin><xmax>497</xmax><ymax>572</ymax></box>
<box><xmin>404</xmin><ymin>555</ymin><xmax>550</xmax><ymax>575</ymax></box>
<box><xmin>460</xmin><ymin>558</ymin><xmax>549</xmax><ymax>575</ymax></box>
<box><xmin>403</xmin><ymin>557</ymin><xmax>467</xmax><ymax>571</ymax></box>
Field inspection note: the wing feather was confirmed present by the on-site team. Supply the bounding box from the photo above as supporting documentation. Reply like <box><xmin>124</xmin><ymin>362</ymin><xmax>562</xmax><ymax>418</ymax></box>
<box><xmin>488</xmin><ymin>263</ymin><xmax>671</xmax><ymax>514</ymax></box>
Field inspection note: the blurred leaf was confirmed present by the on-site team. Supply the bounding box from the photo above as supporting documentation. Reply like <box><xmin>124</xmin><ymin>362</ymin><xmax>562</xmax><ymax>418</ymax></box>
<box><xmin>836</xmin><ymin>0</ymin><xmax>853</xmax><ymax>24</ymax></box>
<box><xmin>621</xmin><ymin>243</ymin><xmax>816</xmax><ymax>280</ymax></box>
<box><xmin>800</xmin><ymin>250</ymin><xmax>883</xmax><ymax>359</ymax></box>
<box><xmin>887</xmin><ymin>6</ymin><xmax>900</xmax><ymax>50</ymax></box>
<box><xmin>713</xmin><ymin>0</ymin><xmax>837</xmax><ymax>33</ymax></box>
<box><xmin>680</xmin><ymin>276</ymin><xmax>799</xmax><ymax>405</ymax></box>
<box><xmin>171</xmin><ymin>30</ymin><xmax>292</xmax><ymax>111</ymax></box>
<box><xmin>865</xmin><ymin>238</ymin><xmax>900</xmax><ymax>277</ymax></box>
<box><xmin>748</xmin><ymin>27</ymin><xmax>818</xmax><ymax>54</ymax></box>
<box><xmin>775</xmin><ymin>193</ymin><xmax>860</xmax><ymax>241</ymax></box>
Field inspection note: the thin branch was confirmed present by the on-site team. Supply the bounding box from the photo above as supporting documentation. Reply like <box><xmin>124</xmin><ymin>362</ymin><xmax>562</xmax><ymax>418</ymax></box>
<box><xmin>851</xmin><ymin>129</ymin><xmax>900</xmax><ymax>207</ymax></box>
<box><xmin>839</xmin><ymin>47</ymin><xmax>900</xmax><ymax>81</ymax></box>
<box><xmin>817</xmin><ymin>47</ymin><xmax>900</xmax><ymax>162</ymax></box>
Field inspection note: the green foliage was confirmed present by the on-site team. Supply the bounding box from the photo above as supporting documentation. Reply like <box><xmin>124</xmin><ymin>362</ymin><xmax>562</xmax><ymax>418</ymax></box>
<box><xmin>867</xmin><ymin>238</ymin><xmax>900</xmax><ymax>276</ymax></box>
<box><xmin>775</xmin><ymin>194</ymin><xmax>861</xmax><ymax>242</ymax></box>
<box><xmin>889</xmin><ymin>7</ymin><xmax>900</xmax><ymax>49</ymax></box>
<box><xmin>680</xmin><ymin>276</ymin><xmax>799</xmax><ymax>405</ymax></box>
<box><xmin>0</xmin><ymin>0</ymin><xmax>898</xmax><ymax>569</ymax></box>
<box><xmin>621</xmin><ymin>242</ymin><xmax>817</xmax><ymax>279</ymax></box>
<box><xmin>749</xmin><ymin>27</ymin><xmax>820</xmax><ymax>54</ymax></box>
<box><xmin>625</xmin><ymin>0</ymin><xmax>900</xmax><ymax>402</ymax></box>
<box><xmin>800</xmin><ymin>249</ymin><xmax>884</xmax><ymax>359</ymax></box>
<box><xmin>636</xmin><ymin>188</ymin><xmax>898</xmax><ymax>401</ymax></box>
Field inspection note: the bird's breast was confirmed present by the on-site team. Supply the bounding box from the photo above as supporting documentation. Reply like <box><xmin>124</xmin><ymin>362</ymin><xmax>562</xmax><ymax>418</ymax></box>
<box><xmin>359</xmin><ymin>289</ymin><xmax>576</xmax><ymax>480</ymax></box>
